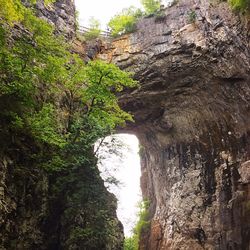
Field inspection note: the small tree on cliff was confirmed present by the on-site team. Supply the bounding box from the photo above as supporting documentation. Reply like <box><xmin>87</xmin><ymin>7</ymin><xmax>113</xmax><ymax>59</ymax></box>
<box><xmin>84</xmin><ymin>17</ymin><xmax>101</xmax><ymax>40</ymax></box>
<box><xmin>229</xmin><ymin>0</ymin><xmax>250</xmax><ymax>12</ymax></box>
<box><xmin>140</xmin><ymin>0</ymin><xmax>162</xmax><ymax>15</ymax></box>
<box><xmin>108</xmin><ymin>7</ymin><xmax>143</xmax><ymax>37</ymax></box>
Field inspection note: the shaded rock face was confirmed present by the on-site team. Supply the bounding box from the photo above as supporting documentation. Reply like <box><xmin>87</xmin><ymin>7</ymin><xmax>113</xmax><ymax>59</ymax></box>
<box><xmin>99</xmin><ymin>0</ymin><xmax>250</xmax><ymax>249</ymax></box>
<box><xmin>0</xmin><ymin>152</ymin><xmax>124</xmax><ymax>249</ymax></box>
<box><xmin>0</xmin><ymin>156</ymin><xmax>49</xmax><ymax>249</ymax></box>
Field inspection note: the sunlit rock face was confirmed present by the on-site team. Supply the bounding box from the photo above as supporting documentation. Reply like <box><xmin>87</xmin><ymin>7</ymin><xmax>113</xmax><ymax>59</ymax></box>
<box><xmin>35</xmin><ymin>0</ymin><xmax>76</xmax><ymax>38</ymax></box>
<box><xmin>100</xmin><ymin>0</ymin><xmax>250</xmax><ymax>249</ymax></box>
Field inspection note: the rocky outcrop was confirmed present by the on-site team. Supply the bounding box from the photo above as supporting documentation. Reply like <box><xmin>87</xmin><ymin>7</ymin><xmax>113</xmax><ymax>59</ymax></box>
<box><xmin>35</xmin><ymin>0</ymin><xmax>76</xmax><ymax>38</ymax></box>
<box><xmin>0</xmin><ymin>1</ymin><xmax>124</xmax><ymax>249</ymax></box>
<box><xmin>99</xmin><ymin>0</ymin><xmax>250</xmax><ymax>249</ymax></box>
<box><xmin>0</xmin><ymin>149</ymin><xmax>123</xmax><ymax>249</ymax></box>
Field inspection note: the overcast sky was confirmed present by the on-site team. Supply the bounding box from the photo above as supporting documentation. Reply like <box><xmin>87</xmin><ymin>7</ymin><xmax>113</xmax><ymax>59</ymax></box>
<box><xmin>96</xmin><ymin>134</ymin><xmax>141</xmax><ymax>236</ymax></box>
<box><xmin>75</xmin><ymin>0</ymin><xmax>172</xmax><ymax>29</ymax></box>
<box><xmin>75</xmin><ymin>0</ymin><xmax>142</xmax><ymax>29</ymax></box>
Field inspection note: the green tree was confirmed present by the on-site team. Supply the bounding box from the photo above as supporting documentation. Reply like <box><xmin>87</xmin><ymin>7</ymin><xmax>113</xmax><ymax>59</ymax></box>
<box><xmin>108</xmin><ymin>7</ymin><xmax>143</xmax><ymax>37</ymax></box>
<box><xmin>84</xmin><ymin>17</ymin><xmax>101</xmax><ymax>40</ymax></box>
<box><xmin>134</xmin><ymin>200</ymin><xmax>150</xmax><ymax>237</ymax></box>
<box><xmin>0</xmin><ymin>0</ymin><xmax>138</xmax><ymax>166</ymax></box>
<box><xmin>124</xmin><ymin>200</ymin><xmax>150</xmax><ymax>250</ymax></box>
<box><xmin>124</xmin><ymin>235</ymin><xmax>138</xmax><ymax>250</ymax></box>
<box><xmin>229</xmin><ymin>0</ymin><xmax>250</xmax><ymax>12</ymax></box>
<box><xmin>140</xmin><ymin>0</ymin><xmax>162</xmax><ymax>15</ymax></box>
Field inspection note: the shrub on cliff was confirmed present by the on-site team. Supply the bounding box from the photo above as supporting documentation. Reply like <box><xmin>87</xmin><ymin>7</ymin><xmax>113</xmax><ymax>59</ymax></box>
<box><xmin>108</xmin><ymin>7</ymin><xmax>143</xmax><ymax>37</ymax></box>
<box><xmin>108</xmin><ymin>0</ymin><xmax>163</xmax><ymax>37</ymax></box>
<box><xmin>140</xmin><ymin>0</ymin><xmax>162</xmax><ymax>15</ymax></box>
<box><xmin>229</xmin><ymin>0</ymin><xmax>250</xmax><ymax>12</ymax></box>
<box><xmin>83</xmin><ymin>17</ymin><xmax>101</xmax><ymax>40</ymax></box>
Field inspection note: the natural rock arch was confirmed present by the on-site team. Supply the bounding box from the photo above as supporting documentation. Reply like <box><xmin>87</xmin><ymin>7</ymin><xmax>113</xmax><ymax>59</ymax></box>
<box><xmin>99</xmin><ymin>0</ymin><xmax>250</xmax><ymax>249</ymax></box>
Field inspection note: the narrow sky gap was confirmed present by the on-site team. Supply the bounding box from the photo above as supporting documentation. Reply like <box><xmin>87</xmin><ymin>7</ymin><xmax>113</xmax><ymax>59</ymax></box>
<box><xmin>95</xmin><ymin>134</ymin><xmax>141</xmax><ymax>236</ymax></box>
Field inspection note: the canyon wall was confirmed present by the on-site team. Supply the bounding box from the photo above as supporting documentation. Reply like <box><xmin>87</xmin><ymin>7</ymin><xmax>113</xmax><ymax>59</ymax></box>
<box><xmin>1</xmin><ymin>0</ymin><xmax>250</xmax><ymax>249</ymax></box>
<box><xmin>0</xmin><ymin>1</ymin><xmax>124</xmax><ymax>249</ymax></box>
<box><xmin>35</xmin><ymin>0</ymin><xmax>76</xmax><ymax>38</ymax></box>
<box><xmin>100</xmin><ymin>0</ymin><xmax>250</xmax><ymax>249</ymax></box>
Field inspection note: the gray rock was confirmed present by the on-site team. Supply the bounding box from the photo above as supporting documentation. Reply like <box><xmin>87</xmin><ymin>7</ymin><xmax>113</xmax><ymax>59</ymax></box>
<box><xmin>99</xmin><ymin>0</ymin><xmax>250</xmax><ymax>249</ymax></box>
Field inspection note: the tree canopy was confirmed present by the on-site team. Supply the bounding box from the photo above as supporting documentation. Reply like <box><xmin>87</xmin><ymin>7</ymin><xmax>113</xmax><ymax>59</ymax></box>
<box><xmin>108</xmin><ymin>7</ymin><xmax>143</xmax><ymax>37</ymax></box>
<box><xmin>0</xmin><ymin>0</ymin><xmax>138</xmax><ymax>168</ymax></box>
<box><xmin>84</xmin><ymin>17</ymin><xmax>101</xmax><ymax>40</ymax></box>
<box><xmin>140</xmin><ymin>0</ymin><xmax>162</xmax><ymax>15</ymax></box>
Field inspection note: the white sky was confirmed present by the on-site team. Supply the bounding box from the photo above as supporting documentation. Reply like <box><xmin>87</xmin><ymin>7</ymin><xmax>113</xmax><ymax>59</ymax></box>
<box><xmin>96</xmin><ymin>134</ymin><xmax>141</xmax><ymax>236</ymax></box>
<box><xmin>75</xmin><ymin>0</ymin><xmax>143</xmax><ymax>29</ymax></box>
<box><xmin>75</xmin><ymin>0</ymin><xmax>172</xmax><ymax>30</ymax></box>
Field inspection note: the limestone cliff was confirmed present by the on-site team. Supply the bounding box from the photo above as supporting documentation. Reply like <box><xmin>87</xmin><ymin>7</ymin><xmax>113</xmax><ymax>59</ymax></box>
<box><xmin>99</xmin><ymin>0</ymin><xmax>250</xmax><ymax>249</ymax></box>
<box><xmin>1</xmin><ymin>0</ymin><xmax>250</xmax><ymax>249</ymax></box>
<box><xmin>0</xmin><ymin>1</ymin><xmax>124</xmax><ymax>249</ymax></box>
<box><xmin>36</xmin><ymin>0</ymin><xmax>76</xmax><ymax>38</ymax></box>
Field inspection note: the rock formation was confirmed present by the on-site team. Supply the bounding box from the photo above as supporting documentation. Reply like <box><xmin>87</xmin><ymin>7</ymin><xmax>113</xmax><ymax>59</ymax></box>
<box><xmin>0</xmin><ymin>1</ymin><xmax>124</xmax><ymax>249</ymax></box>
<box><xmin>99</xmin><ymin>0</ymin><xmax>250</xmax><ymax>249</ymax></box>
<box><xmin>1</xmin><ymin>0</ymin><xmax>250</xmax><ymax>249</ymax></box>
<box><xmin>26</xmin><ymin>0</ymin><xmax>76</xmax><ymax>38</ymax></box>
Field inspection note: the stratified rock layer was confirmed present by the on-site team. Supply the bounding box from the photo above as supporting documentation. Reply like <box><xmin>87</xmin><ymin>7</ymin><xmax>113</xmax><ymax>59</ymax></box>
<box><xmin>100</xmin><ymin>0</ymin><xmax>250</xmax><ymax>249</ymax></box>
<box><xmin>35</xmin><ymin>0</ymin><xmax>76</xmax><ymax>38</ymax></box>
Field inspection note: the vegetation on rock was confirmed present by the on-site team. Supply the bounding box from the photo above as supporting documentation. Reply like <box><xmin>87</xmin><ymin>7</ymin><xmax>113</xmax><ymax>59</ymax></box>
<box><xmin>124</xmin><ymin>200</ymin><xmax>150</xmax><ymax>250</ymax></box>
<box><xmin>229</xmin><ymin>0</ymin><xmax>250</xmax><ymax>12</ymax></box>
<box><xmin>187</xmin><ymin>9</ymin><xmax>197</xmax><ymax>23</ymax></box>
<box><xmin>108</xmin><ymin>0</ymin><xmax>162</xmax><ymax>37</ymax></box>
<box><xmin>140</xmin><ymin>0</ymin><xmax>162</xmax><ymax>15</ymax></box>
<box><xmin>108</xmin><ymin>7</ymin><xmax>143</xmax><ymax>37</ymax></box>
<box><xmin>0</xmin><ymin>0</ymin><xmax>137</xmax><ymax>248</ymax></box>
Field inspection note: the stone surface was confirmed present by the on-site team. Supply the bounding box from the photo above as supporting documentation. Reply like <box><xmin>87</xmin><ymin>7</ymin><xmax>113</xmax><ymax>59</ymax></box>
<box><xmin>0</xmin><ymin>153</ymin><xmax>124</xmax><ymax>249</ymax></box>
<box><xmin>99</xmin><ymin>0</ymin><xmax>250</xmax><ymax>249</ymax></box>
<box><xmin>0</xmin><ymin>1</ymin><xmax>123</xmax><ymax>249</ymax></box>
<box><xmin>35</xmin><ymin>0</ymin><xmax>76</xmax><ymax>38</ymax></box>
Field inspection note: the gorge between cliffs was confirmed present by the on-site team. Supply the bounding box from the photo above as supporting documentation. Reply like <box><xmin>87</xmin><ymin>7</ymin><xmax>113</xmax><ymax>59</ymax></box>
<box><xmin>0</xmin><ymin>0</ymin><xmax>250</xmax><ymax>249</ymax></box>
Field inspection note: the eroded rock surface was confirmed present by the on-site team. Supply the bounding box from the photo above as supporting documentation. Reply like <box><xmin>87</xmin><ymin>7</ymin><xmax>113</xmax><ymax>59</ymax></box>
<box><xmin>0</xmin><ymin>1</ymin><xmax>123</xmax><ymax>249</ymax></box>
<box><xmin>35</xmin><ymin>0</ymin><xmax>76</xmax><ymax>38</ymax></box>
<box><xmin>100</xmin><ymin>0</ymin><xmax>250</xmax><ymax>249</ymax></box>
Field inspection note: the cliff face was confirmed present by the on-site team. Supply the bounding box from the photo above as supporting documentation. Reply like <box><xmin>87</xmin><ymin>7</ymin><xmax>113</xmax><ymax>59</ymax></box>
<box><xmin>0</xmin><ymin>1</ymin><xmax>124</xmax><ymax>249</ymax></box>
<box><xmin>99</xmin><ymin>0</ymin><xmax>250</xmax><ymax>249</ymax></box>
<box><xmin>0</xmin><ymin>150</ymin><xmax>123</xmax><ymax>249</ymax></box>
<box><xmin>32</xmin><ymin>0</ymin><xmax>76</xmax><ymax>38</ymax></box>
